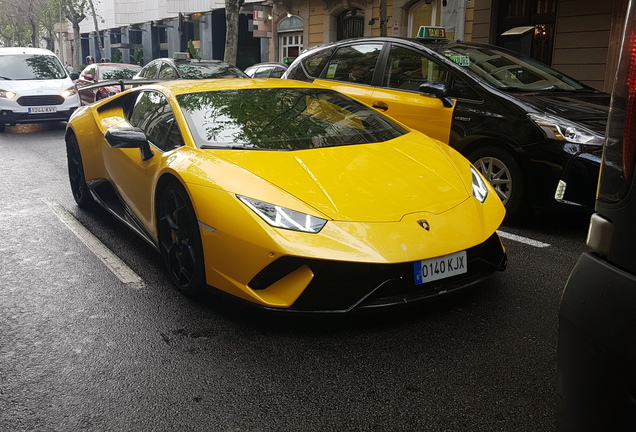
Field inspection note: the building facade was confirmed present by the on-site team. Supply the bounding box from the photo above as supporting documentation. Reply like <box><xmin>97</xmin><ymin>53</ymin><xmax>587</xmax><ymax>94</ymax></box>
<box><xmin>58</xmin><ymin>0</ymin><xmax>628</xmax><ymax>92</ymax></box>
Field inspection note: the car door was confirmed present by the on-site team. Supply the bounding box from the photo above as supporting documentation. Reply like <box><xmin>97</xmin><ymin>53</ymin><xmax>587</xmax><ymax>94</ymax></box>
<box><xmin>313</xmin><ymin>42</ymin><xmax>384</xmax><ymax>109</ymax></box>
<box><xmin>369</xmin><ymin>43</ymin><xmax>455</xmax><ymax>143</ymax></box>
<box><xmin>102</xmin><ymin>90</ymin><xmax>185</xmax><ymax>229</ymax></box>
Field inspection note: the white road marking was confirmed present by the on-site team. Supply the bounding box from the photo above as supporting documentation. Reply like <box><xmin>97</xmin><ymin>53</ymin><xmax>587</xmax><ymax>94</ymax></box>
<box><xmin>497</xmin><ymin>230</ymin><xmax>551</xmax><ymax>248</ymax></box>
<box><xmin>44</xmin><ymin>199</ymin><xmax>144</xmax><ymax>287</ymax></box>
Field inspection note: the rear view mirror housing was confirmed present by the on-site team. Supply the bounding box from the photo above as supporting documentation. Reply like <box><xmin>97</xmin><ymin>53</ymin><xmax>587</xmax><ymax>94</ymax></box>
<box><xmin>419</xmin><ymin>82</ymin><xmax>454</xmax><ymax>108</ymax></box>
<box><xmin>105</xmin><ymin>127</ymin><xmax>154</xmax><ymax>161</ymax></box>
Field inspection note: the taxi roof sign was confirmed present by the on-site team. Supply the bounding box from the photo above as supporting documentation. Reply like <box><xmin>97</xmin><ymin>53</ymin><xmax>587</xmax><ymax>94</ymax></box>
<box><xmin>416</xmin><ymin>26</ymin><xmax>447</xmax><ymax>39</ymax></box>
<box><xmin>173</xmin><ymin>52</ymin><xmax>190</xmax><ymax>60</ymax></box>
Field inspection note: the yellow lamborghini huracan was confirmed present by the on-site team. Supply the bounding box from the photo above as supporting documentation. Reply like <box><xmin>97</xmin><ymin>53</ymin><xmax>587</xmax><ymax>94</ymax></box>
<box><xmin>66</xmin><ymin>78</ymin><xmax>506</xmax><ymax>312</ymax></box>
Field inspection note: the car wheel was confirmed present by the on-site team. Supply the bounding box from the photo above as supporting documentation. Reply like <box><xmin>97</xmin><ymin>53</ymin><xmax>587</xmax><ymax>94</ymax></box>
<box><xmin>467</xmin><ymin>146</ymin><xmax>523</xmax><ymax>218</ymax></box>
<box><xmin>0</xmin><ymin>123</ymin><xmax>5</xmax><ymax>133</ymax></box>
<box><xmin>65</xmin><ymin>133</ymin><xmax>94</xmax><ymax>208</ymax></box>
<box><xmin>157</xmin><ymin>181</ymin><xmax>206</xmax><ymax>296</ymax></box>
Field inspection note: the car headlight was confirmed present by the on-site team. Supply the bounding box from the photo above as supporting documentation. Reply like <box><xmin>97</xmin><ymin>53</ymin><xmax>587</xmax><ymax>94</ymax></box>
<box><xmin>0</xmin><ymin>89</ymin><xmax>16</xmax><ymax>99</ymax></box>
<box><xmin>238</xmin><ymin>195</ymin><xmax>327</xmax><ymax>233</ymax></box>
<box><xmin>62</xmin><ymin>86</ymin><xmax>77</xmax><ymax>98</ymax></box>
<box><xmin>471</xmin><ymin>166</ymin><xmax>489</xmax><ymax>203</ymax></box>
<box><xmin>528</xmin><ymin>113</ymin><xmax>603</xmax><ymax>146</ymax></box>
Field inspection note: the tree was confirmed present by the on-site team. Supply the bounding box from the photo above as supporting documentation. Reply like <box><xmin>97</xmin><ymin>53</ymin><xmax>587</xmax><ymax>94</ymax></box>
<box><xmin>61</xmin><ymin>0</ymin><xmax>87</xmax><ymax>71</ymax></box>
<box><xmin>87</xmin><ymin>0</ymin><xmax>103</xmax><ymax>60</ymax></box>
<box><xmin>223</xmin><ymin>0</ymin><xmax>244</xmax><ymax>65</ymax></box>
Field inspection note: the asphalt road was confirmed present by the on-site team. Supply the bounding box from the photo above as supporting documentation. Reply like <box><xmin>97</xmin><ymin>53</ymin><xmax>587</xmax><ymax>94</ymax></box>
<box><xmin>0</xmin><ymin>123</ymin><xmax>590</xmax><ymax>431</ymax></box>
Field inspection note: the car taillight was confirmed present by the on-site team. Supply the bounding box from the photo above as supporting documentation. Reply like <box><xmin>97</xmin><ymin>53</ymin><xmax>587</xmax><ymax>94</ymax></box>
<box><xmin>624</xmin><ymin>28</ymin><xmax>636</xmax><ymax>178</ymax></box>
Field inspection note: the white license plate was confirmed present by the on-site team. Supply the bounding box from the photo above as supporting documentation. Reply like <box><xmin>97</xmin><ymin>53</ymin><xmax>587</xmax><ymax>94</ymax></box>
<box><xmin>28</xmin><ymin>107</ymin><xmax>57</xmax><ymax>113</ymax></box>
<box><xmin>414</xmin><ymin>251</ymin><xmax>467</xmax><ymax>285</ymax></box>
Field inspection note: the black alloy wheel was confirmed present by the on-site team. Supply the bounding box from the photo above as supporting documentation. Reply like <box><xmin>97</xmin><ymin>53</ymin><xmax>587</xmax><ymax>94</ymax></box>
<box><xmin>66</xmin><ymin>133</ymin><xmax>94</xmax><ymax>208</ymax></box>
<box><xmin>157</xmin><ymin>181</ymin><xmax>206</xmax><ymax>296</ymax></box>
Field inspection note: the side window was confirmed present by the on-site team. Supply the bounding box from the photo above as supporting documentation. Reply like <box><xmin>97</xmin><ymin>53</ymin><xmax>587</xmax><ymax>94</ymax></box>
<box><xmin>158</xmin><ymin>63</ymin><xmax>178</xmax><ymax>79</ymax></box>
<box><xmin>324</xmin><ymin>43</ymin><xmax>383</xmax><ymax>85</ymax></box>
<box><xmin>270</xmin><ymin>67</ymin><xmax>285</xmax><ymax>78</ymax></box>
<box><xmin>302</xmin><ymin>47</ymin><xmax>334</xmax><ymax>77</ymax></box>
<box><xmin>252</xmin><ymin>67</ymin><xmax>271</xmax><ymax>78</ymax></box>
<box><xmin>141</xmin><ymin>62</ymin><xmax>159</xmax><ymax>79</ymax></box>
<box><xmin>447</xmin><ymin>72</ymin><xmax>482</xmax><ymax>101</ymax></box>
<box><xmin>128</xmin><ymin>91</ymin><xmax>185</xmax><ymax>152</ymax></box>
<box><xmin>383</xmin><ymin>45</ymin><xmax>448</xmax><ymax>91</ymax></box>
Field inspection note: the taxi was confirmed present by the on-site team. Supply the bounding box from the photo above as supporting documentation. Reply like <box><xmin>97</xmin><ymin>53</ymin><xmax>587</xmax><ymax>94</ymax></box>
<box><xmin>284</xmin><ymin>27</ymin><xmax>609</xmax><ymax>219</ymax></box>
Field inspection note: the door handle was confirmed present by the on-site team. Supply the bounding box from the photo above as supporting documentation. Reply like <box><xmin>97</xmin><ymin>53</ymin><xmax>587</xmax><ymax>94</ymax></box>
<box><xmin>372</xmin><ymin>103</ymin><xmax>388</xmax><ymax>111</ymax></box>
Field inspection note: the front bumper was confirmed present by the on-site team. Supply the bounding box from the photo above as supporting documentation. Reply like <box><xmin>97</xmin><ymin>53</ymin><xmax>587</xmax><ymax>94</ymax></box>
<box><xmin>248</xmin><ymin>233</ymin><xmax>506</xmax><ymax>313</ymax></box>
<box><xmin>0</xmin><ymin>107</ymin><xmax>78</xmax><ymax>125</ymax></box>
<box><xmin>524</xmin><ymin>141</ymin><xmax>602</xmax><ymax>212</ymax></box>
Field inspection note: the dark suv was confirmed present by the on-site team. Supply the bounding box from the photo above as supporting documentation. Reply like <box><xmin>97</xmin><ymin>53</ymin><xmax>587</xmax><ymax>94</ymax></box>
<box><xmin>284</xmin><ymin>32</ymin><xmax>609</xmax><ymax>218</ymax></box>
<box><xmin>557</xmin><ymin>0</ymin><xmax>636</xmax><ymax>429</ymax></box>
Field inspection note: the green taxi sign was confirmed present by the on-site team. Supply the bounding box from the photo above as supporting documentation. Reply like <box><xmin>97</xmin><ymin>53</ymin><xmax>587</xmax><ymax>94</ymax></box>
<box><xmin>417</xmin><ymin>26</ymin><xmax>446</xmax><ymax>39</ymax></box>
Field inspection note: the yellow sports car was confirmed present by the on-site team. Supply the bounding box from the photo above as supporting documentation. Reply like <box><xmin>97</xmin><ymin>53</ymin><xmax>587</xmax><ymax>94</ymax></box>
<box><xmin>65</xmin><ymin>78</ymin><xmax>506</xmax><ymax>312</ymax></box>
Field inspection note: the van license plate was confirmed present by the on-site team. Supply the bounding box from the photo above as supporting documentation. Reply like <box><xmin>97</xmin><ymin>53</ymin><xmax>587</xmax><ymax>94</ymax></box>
<box><xmin>414</xmin><ymin>251</ymin><xmax>467</xmax><ymax>285</ymax></box>
<box><xmin>28</xmin><ymin>107</ymin><xmax>57</xmax><ymax>113</ymax></box>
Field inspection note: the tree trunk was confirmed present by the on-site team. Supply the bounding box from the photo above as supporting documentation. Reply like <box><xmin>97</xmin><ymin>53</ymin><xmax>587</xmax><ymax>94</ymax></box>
<box><xmin>87</xmin><ymin>0</ymin><xmax>104</xmax><ymax>60</ymax></box>
<box><xmin>223</xmin><ymin>0</ymin><xmax>244</xmax><ymax>65</ymax></box>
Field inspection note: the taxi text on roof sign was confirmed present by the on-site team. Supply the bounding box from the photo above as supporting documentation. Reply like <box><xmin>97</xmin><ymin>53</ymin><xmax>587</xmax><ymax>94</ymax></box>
<box><xmin>417</xmin><ymin>26</ymin><xmax>446</xmax><ymax>39</ymax></box>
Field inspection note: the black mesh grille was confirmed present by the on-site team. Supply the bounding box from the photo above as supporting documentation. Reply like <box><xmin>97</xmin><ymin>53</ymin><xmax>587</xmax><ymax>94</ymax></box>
<box><xmin>250</xmin><ymin>233</ymin><xmax>506</xmax><ymax>312</ymax></box>
<box><xmin>17</xmin><ymin>95</ymin><xmax>65</xmax><ymax>106</ymax></box>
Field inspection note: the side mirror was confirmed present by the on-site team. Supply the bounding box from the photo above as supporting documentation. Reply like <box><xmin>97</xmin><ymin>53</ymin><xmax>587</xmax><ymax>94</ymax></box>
<box><xmin>419</xmin><ymin>82</ymin><xmax>454</xmax><ymax>108</ymax></box>
<box><xmin>70</xmin><ymin>72</ymin><xmax>80</xmax><ymax>80</ymax></box>
<box><xmin>84</xmin><ymin>74</ymin><xmax>94</xmax><ymax>81</ymax></box>
<box><xmin>105</xmin><ymin>127</ymin><xmax>154</xmax><ymax>161</ymax></box>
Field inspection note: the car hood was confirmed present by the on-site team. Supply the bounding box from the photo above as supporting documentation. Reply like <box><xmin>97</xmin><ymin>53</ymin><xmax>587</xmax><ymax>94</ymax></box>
<box><xmin>203</xmin><ymin>134</ymin><xmax>471</xmax><ymax>223</ymax></box>
<box><xmin>4</xmin><ymin>78</ymin><xmax>72</xmax><ymax>94</ymax></box>
<box><xmin>513</xmin><ymin>90</ymin><xmax>610</xmax><ymax>134</ymax></box>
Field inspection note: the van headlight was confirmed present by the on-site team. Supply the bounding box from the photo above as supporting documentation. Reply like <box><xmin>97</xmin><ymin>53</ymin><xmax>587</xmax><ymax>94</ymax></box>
<box><xmin>528</xmin><ymin>113</ymin><xmax>603</xmax><ymax>146</ymax></box>
<box><xmin>238</xmin><ymin>195</ymin><xmax>327</xmax><ymax>233</ymax></box>
<box><xmin>0</xmin><ymin>89</ymin><xmax>17</xmax><ymax>99</ymax></box>
<box><xmin>62</xmin><ymin>86</ymin><xmax>77</xmax><ymax>98</ymax></box>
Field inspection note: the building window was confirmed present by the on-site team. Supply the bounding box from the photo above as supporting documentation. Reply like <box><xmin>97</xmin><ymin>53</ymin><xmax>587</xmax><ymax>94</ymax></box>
<box><xmin>497</xmin><ymin>0</ymin><xmax>557</xmax><ymax>65</ymax></box>
<box><xmin>280</xmin><ymin>34</ymin><xmax>303</xmax><ymax>63</ymax></box>
<box><xmin>278</xmin><ymin>16</ymin><xmax>304</xmax><ymax>63</ymax></box>
<box><xmin>337</xmin><ymin>9</ymin><xmax>364</xmax><ymax>40</ymax></box>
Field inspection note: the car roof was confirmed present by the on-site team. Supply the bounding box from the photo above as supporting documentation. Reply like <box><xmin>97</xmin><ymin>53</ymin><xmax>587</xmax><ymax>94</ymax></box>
<box><xmin>246</xmin><ymin>62</ymin><xmax>288</xmax><ymax>68</ymax></box>
<box><xmin>143</xmin><ymin>77</ymin><xmax>327</xmax><ymax>96</ymax></box>
<box><xmin>298</xmin><ymin>36</ymin><xmax>509</xmax><ymax>57</ymax></box>
<box><xmin>94</xmin><ymin>63</ymin><xmax>141</xmax><ymax>68</ymax></box>
<box><xmin>0</xmin><ymin>47</ymin><xmax>57</xmax><ymax>56</ymax></box>
<box><xmin>151</xmin><ymin>57</ymin><xmax>228</xmax><ymax>65</ymax></box>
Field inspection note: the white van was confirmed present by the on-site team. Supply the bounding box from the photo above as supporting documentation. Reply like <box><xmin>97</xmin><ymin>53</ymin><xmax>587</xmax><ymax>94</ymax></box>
<box><xmin>0</xmin><ymin>47</ymin><xmax>80</xmax><ymax>132</ymax></box>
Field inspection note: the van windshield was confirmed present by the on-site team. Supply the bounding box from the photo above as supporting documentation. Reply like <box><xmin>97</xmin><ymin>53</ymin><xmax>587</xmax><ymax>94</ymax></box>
<box><xmin>0</xmin><ymin>54</ymin><xmax>66</xmax><ymax>80</ymax></box>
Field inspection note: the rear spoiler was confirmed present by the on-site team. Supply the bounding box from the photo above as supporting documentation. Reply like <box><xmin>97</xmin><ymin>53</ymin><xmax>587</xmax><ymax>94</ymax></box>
<box><xmin>75</xmin><ymin>78</ymin><xmax>163</xmax><ymax>93</ymax></box>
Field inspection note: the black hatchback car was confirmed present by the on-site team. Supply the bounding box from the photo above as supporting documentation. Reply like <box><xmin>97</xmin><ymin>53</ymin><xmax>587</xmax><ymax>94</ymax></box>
<box><xmin>133</xmin><ymin>54</ymin><xmax>247</xmax><ymax>81</ymax></box>
<box><xmin>283</xmin><ymin>31</ymin><xmax>609</xmax><ymax>218</ymax></box>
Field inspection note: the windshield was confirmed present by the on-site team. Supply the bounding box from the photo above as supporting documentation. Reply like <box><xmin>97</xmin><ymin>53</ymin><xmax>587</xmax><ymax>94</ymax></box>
<box><xmin>178</xmin><ymin>88</ymin><xmax>406</xmax><ymax>150</ymax></box>
<box><xmin>177</xmin><ymin>62</ymin><xmax>248</xmax><ymax>79</ymax></box>
<box><xmin>0</xmin><ymin>54</ymin><xmax>67</xmax><ymax>80</ymax></box>
<box><xmin>433</xmin><ymin>44</ymin><xmax>588</xmax><ymax>91</ymax></box>
<box><xmin>100</xmin><ymin>66</ymin><xmax>141</xmax><ymax>80</ymax></box>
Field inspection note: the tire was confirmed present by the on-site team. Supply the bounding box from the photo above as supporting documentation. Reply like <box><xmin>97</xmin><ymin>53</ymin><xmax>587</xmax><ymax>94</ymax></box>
<box><xmin>467</xmin><ymin>146</ymin><xmax>524</xmax><ymax>219</ymax></box>
<box><xmin>65</xmin><ymin>133</ymin><xmax>94</xmax><ymax>208</ymax></box>
<box><xmin>157</xmin><ymin>181</ymin><xmax>206</xmax><ymax>296</ymax></box>
<box><xmin>0</xmin><ymin>123</ymin><xmax>5</xmax><ymax>133</ymax></box>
